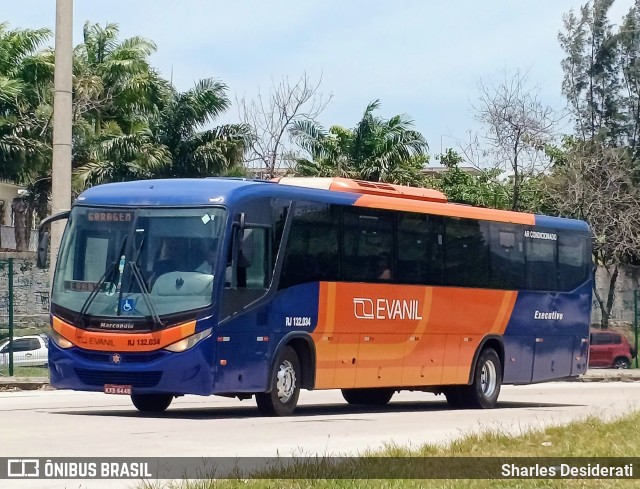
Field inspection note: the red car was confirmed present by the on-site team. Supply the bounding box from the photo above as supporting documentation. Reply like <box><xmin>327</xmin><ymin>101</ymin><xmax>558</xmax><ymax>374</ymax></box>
<box><xmin>589</xmin><ymin>331</ymin><xmax>637</xmax><ymax>369</ymax></box>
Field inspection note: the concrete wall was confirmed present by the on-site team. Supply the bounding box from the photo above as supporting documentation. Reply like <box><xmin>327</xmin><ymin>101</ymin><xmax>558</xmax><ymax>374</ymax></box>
<box><xmin>592</xmin><ymin>265</ymin><xmax>640</xmax><ymax>327</ymax></box>
<box><xmin>0</xmin><ymin>252</ymin><xmax>49</xmax><ymax>330</ymax></box>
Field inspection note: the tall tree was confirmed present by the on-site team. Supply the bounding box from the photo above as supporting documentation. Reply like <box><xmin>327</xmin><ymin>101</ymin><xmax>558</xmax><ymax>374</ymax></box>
<box><xmin>558</xmin><ymin>1</ymin><xmax>640</xmax><ymax>326</ymax></box>
<box><xmin>618</xmin><ymin>1</ymin><xmax>640</xmax><ymax>157</ymax></box>
<box><xmin>559</xmin><ymin>0</ymin><xmax>623</xmax><ymax>145</ymax></box>
<box><xmin>0</xmin><ymin>23</ymin><xmax>54</xmax><ymax>250</ymax></box>
<box><xmin>545</xmin><ymin>140</ymin><xmax>640</xmax><ymax>328</ymax></box>
<box><xmin>238</xmin><ymin>73</ymin><xmax>331</xmax><ymax>178</ymax></box>
<box><xmin>291</xmin><ymin>100</ymin><xmax>429</xmax><ymax>186</ymax></box>
<box><xmin>0</xmin><ymin>23</ymin><xmax>53</xmax><ymax>182</ymax></box>
<box><xmin>466</xmin><ymin>70</ymin><xmax>559</xmax><ymax>211</ymax></box>
<box><xmin>151</xmin><ymin>79</ymin><xmax>251</xmax><ymax>178</ymax></box>
<box><xmin>71</xmin><ymin>22</ymin><xmax>169</xmax><ymax>188</ymax></box>
<box><xmin>73</xmin><ymin>22</ymin><xmax>164</xmax><ymax>136</ymax></box>
<box><xmin>76</xmin><ymin>79</ymin><xmax>251</xmax><ymax>184</ymax></box>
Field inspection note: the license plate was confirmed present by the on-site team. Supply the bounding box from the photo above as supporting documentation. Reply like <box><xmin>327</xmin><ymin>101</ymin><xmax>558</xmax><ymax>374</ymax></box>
<box><xmin>104</xmin><ymin>384</ymin><xmax>132</xmax><ymax>395</ymax></box>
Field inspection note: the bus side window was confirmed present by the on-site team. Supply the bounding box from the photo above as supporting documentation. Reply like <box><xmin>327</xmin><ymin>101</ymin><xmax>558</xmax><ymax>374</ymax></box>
<box><xmin>279</xmin><ymin>202</ymin><xmax>339</xmax><ymax>289</ymax></box>
<box><xmin>525</xmin><ymin>233</ymin><xmax>557</xmax><ymax>291</ymax></box>
<box><xmin>489</xmin><ymin>224</ymin><xmax>524</xmax><ymax>290</ymax></box>
<box><xmin>221</xmin><ymin>200</ymin><xmax>273</xmax><ymax>319</ymax></box>
<box><xmin>342</xmin><ymin>208</ymin><xmax>394</xmax><ymax>283</ymax></box>
<box><xmin>557</xmin><ymin>234</ymin><xmax>589</xmax><ymax>291</ymax></box>
<box><xmin>443</xmin><ymin>217</ymin><xmax>490</xmax><ymax>288</ymax></box>
<box><xmin>397</xmin><ymin>213</ymin><xmax>443</xmax><ymax>285</ymax></box>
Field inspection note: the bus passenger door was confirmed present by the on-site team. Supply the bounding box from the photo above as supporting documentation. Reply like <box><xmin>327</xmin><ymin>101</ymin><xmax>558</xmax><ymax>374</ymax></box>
<box><xmin>215</xmin><ymin>202</ymin><xmax>273</xmax><ymax>393</ymax></box>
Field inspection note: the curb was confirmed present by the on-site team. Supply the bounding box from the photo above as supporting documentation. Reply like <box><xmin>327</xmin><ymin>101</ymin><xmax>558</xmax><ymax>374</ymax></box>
<box><xmin>0</xmin><ymin>377</ymin><xmax>50</xmax><ymax>391</ymax></box>
<box><xmin>1</xmin><ymin>371</ymin><xmax>640</xmax><ymax>391</ymax></box>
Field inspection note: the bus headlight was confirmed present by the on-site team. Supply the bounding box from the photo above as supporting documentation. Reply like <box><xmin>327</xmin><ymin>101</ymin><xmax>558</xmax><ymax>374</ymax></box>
<box><xmin>50</xmin><ymin>328</ymin><xmax>73</xmax><ymax>349</ymax></box>
<box><xmin>164</xmin><ymin>328</ymin><xmax>212</xmax><ymax>353</ymax></box>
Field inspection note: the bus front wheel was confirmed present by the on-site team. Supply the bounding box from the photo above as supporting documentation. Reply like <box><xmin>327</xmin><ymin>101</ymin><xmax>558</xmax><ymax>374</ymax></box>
<box><xmin>131</xmin><ymin>393</ymin><xmax>173</xmax><ymax>413</ymax></box>
<box><xmin>341</xmin><ymin>388</ymin><xmax>394</xmax><ymax>405</ymax></box>
<box><xmin>256</xmin><ymin>346</ymin><xmax>301</xmax><ymax>416</ymax></box>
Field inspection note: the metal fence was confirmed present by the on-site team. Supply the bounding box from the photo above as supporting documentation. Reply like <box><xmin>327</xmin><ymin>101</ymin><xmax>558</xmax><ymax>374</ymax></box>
<box><xmin>0</xmin><ymin>258</ymin><xmax>49</xmax><ymax>376</ymax></box>
<box><xmin>0</xmin><ymin>258</ymin><xmax>15</xmax><ymax>375</ymax></box>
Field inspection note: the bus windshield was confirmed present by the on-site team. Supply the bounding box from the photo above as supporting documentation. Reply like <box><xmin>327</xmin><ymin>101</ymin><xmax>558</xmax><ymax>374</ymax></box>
<box><xmin>52</xmin><ymin>206</ymin><xmax>227</xmax><ymax>320</ymax></box>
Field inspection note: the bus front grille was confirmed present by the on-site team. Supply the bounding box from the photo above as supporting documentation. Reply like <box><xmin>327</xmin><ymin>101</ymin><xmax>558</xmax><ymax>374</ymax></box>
<box><xmin>75</xmin><ymin>368</ymin><xmax>162</xmax><ymax>387</ymax></box>
<box><xmin>75</xmin><ymin>351</ymin><xmax>165</xmax><ymax>363</ymax></box>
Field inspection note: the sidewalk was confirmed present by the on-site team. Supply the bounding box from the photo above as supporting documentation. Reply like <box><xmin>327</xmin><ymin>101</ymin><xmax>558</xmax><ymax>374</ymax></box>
<box><xmin>1</xmin><ymin>369</ymin><xmax>640</xmax><ymax>391</ymax></box>
<box><xmin>577</xmin><ymin>368</ymin><xmax>640</xmax><ymax>382</ymax></box>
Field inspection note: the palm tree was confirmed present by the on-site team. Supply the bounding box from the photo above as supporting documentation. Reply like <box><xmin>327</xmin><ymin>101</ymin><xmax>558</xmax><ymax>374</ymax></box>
<box><xmin>0</xmin><ymin>23</ymin><xmax>53</xmax><ymax>250</ymax></box>
<box><xmin>74</xmin><ymin>121</ymin><xmax>171</xmax><ymax>187</ymax></box>
<box><xmin>73</xmin><ymin>22</ymin><xmax>165</xmax><ymax>135</ymax></box>
<box><xmin>76</xmin><ymin>78</ymin><xmax>252</xmax><ymax>184</ymax></box>
<box><xmin>0</xmin><ymin>23</ymin><xmax>53</xmax><ymax>182</ymax></box>
<box><xmin>72</xmin><ymin>23</ymin><xmax>170</xmax><ymax>187</ymax></box>
<box><xmin>291</xmin><ymin>100</ymin><xmax>429</xmax><ymax>185</ymax></box>
<box><xmin>150</xmin><ymin>79</ymin><xmax>251</xmax><ymax>178</ymax></box>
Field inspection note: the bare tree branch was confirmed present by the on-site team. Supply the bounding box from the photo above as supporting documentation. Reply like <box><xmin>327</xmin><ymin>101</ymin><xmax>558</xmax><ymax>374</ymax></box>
<box><xmin>469</xmin><ymin>69</ymin><xmax>562</xmax><ymax>210</ymax></box>
<box><xmin>237</xmin><ymin>72</ymin><xmax>332</xmax><ymax>178</ymax></box>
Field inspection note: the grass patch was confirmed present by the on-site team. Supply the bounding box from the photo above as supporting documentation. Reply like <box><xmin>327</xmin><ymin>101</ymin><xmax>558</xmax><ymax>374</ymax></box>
<box><xmin>141</xmin><ymin>411</ymin><xmax>640</xmax><ymax>489</ymax></box>
<box><xmin>0</xmin><ymin>365</ymin><xmax>48</xmax><ymax>377</ymax></box>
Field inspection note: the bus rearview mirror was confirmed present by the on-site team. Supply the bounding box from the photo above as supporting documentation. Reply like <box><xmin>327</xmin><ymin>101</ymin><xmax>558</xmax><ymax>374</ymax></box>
<box><xmin>37</xmin><ymin>231</ymin><xmax>50</xmax><ymax>269</ymax></box>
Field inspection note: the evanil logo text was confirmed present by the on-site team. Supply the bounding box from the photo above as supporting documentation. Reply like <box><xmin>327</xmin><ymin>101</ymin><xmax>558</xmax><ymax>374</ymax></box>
<box><xmin>353</xmin><ymin>298</ymin><xmax>423</xmax><ymax>320</ymax></box>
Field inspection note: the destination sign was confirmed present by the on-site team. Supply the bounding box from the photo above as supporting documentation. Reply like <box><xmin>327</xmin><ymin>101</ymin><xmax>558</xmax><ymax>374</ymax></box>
<box><xmin>87</xmin><ymin>212</ymin><xmax>132</xmax><ymax>222</ymax></box>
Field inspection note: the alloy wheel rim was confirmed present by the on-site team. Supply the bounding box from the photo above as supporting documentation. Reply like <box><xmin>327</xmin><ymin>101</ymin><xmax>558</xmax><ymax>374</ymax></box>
<box><xmin>276</xmin><ymin>359</ymin><xmax>296</xmax><ymax>403</ymax></box>
<box><xmin>481</xmin><ymin>360</ymin><xmax>497</xmax><ymax>398</ymax></box>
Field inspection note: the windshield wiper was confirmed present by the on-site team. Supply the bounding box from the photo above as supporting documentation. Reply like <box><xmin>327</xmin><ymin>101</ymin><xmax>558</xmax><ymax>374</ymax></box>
<box><xmin>75</xmin><ymin>235</ymin><xmax>128</xmax><ymax>326</ymax></box>
<box><xmin>127</xmin><ymin>262</ymin><xmax>163</xmax><ymax>329</ymax></box>
<box><xmin>122</xmin><ymin>234</ymin><xmax>163</xmax><ymax>329</ymax></box>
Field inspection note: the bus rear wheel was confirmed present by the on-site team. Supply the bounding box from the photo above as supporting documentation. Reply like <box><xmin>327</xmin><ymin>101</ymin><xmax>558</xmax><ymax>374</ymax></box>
<box><xmin>341</xmin><ymin>388</ymin><xmax>394</xmax><ymax>405</ymax></box>
<box><xmin>447</xmin><ymin>348</ymin><xmax>502</xmax><ymax>409</ymax></box>
<box><xmin>131</xmin><ymin>393</ymin><xmax>173</xmax><ymax>413</ymax></box>
<box><xmin>256</xmin><ymin>346</ymin><xmax>301</xmax><ymax>416</ymax></box>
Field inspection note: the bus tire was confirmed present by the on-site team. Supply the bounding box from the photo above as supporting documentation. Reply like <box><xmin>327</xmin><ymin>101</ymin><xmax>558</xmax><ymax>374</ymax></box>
<box><xmin>442</xmin><ymin>386</ymin><xmax>467</xmax><ymax>409</ymax></box>
<box><xmin>131</xmin><ymin>393</ymin><xmax>173</xmax><ymax>412</ymax></box>
<box><xmin>460</xmin><ymin>347</ymin><xmax>502</xmax><ymax>409</ymax></box>
<box><xmin>255</xmin><ymin>346</ymin><xmax>300</xmax><ymax>416</ymax></box>
<box><xmin>341</xmin><ymin>388</ymin><xmax>394</xmax><ymax>405</ymax></box>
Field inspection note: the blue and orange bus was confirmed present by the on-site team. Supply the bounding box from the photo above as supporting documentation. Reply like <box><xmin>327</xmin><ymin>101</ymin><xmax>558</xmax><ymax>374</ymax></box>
<box><xmin>37</xmin><ymin>177</ymin><xmax>592</xmax><ymax>415</ymax></box>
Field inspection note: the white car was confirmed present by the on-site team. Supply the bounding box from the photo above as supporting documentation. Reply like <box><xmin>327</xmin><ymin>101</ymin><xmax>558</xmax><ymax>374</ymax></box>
<box><xmin>0</xmin><ymin>334</ymin><xmax>49</xmax><ymax>367</ymax></box>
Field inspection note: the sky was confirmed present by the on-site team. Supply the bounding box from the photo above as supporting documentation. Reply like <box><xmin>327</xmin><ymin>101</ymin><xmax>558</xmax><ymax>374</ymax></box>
<box><xmin>3</xmin><ymin>0</ymin><xmax>636</xmax><ymax>157</ymax></box>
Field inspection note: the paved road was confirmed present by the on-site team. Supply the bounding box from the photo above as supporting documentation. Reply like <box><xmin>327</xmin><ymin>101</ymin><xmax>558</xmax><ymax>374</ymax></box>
<box><xmin>2</xmin><ymin>382</ymin><xmax>640</xmax><ymax>489</ymax></box>
<box><xmin>2</xmin><ymin>382</ymin><xmax>640</xmax><ymax>460</ymax></box>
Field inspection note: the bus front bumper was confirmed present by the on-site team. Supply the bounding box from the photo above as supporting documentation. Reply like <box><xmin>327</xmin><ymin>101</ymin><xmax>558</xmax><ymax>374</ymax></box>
<box><xmin>47</xmin><ymin>338</ymin><xmax>215</xmax><ymax>396</ymax></box>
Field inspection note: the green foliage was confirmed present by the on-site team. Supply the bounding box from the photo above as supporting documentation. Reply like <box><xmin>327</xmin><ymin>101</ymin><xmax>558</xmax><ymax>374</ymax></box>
<box><xmin>560</xmin><ymin>0</ymin><xmax>640</xmax><ymax>152</ymax></box>
<box><xmin>291</xmin><ymin>100</ymin><xmax>429</xmax><ymax>186</ymax></box>
<box><xmin>0</xmin><ymin>21</ymin><xmax>251</xmax><ymax>196</ymax></box>
<box><xmin>430</xmin><ymin>149</ymin><xmax>547</xmax><ymax>212</ymax></box>
<box><xmin>152</xmin><ymin>411</ymin><xmax>640</xmax><ymax>488</ymax></box>
<box><xmin>150</xmin><ymin>80</ymin><xmax>251</xmax><ymax>179</ymax></box>
<box><xmin>0</xmin><ymin>22</ymin><xmax>53</xmax><ymax>183</ymax></box>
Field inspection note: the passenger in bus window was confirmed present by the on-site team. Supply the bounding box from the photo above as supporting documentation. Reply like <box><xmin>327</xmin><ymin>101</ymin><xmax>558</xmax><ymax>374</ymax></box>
<box><xmin>196</xmin><ymin>239</ymin><xmax>218</xmax><ymax>275</ymax></box>
<box><xmin>153</xmin><ymin>238</ymin><xmax>184</xmax><ymax>275</ymax></box>
<box><xmin>376</xmin><ymin>252</ymin><xmax>392</xmax><ymax>280</ymax></box>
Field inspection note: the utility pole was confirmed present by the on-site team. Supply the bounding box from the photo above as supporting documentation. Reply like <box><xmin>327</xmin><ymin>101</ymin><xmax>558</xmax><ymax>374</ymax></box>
<box><xmin>50</xmin><ymin>0</ymin><xmax>73</xmax><ymax>281</ymax></box>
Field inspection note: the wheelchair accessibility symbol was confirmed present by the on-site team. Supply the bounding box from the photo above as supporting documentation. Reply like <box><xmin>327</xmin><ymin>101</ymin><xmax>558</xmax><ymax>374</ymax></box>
<box><xmin>120</xmin><ymin>299</ymin><xmax>135</xmax><ymax>313</ymax></box>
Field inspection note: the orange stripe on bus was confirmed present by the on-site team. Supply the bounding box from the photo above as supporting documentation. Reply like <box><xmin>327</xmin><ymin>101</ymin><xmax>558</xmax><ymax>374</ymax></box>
<box><xmin>490</xmin><ymin>291</ymin><xmax>518</xmax><ymax>334</ymax></box>
<box><xmin>52</xmin><ymin>316</ymin><xmax>196</xmax><ymax>352</ymax></box>
<box><xmin>354</xmin><ymin>194</ymin><xmax>536</xmax><ymax>225</ymax></box>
